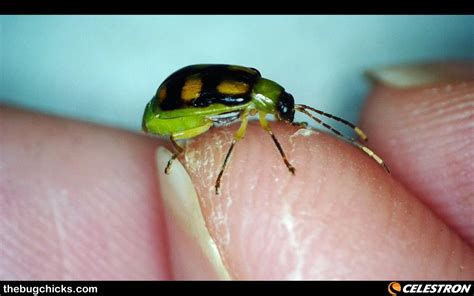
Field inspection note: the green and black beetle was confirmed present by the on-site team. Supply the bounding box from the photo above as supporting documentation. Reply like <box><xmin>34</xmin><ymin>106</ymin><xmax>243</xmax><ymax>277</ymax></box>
<box><xmin>142</xmin><ymin>64</ymin><xmax>389</xmax><ymax>194</ymax></box>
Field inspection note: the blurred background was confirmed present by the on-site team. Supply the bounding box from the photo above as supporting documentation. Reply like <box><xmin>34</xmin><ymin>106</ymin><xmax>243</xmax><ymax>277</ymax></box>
<box><xmin>1</xmin><ymin>15</ymin><xmax>473</xmax><ymax>131</ymax></box>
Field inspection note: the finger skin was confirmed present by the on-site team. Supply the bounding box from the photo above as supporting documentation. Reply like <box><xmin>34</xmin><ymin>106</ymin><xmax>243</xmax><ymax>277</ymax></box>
<box><xmin>181</xmin><ymin>121</ymin><xmax>474</xmax><ymax>279</ymax></box>
<box><xmin>360</xmin><ymin>81</ymin><xmax>474</xmax><ymax>245</ymax></box>
<box><xmin>1</xmin><ymin>105</ymin><xmax>473</xmax><ymax>280</ymax></box>
<box><xmin>0</xmin><ymin>106</ymin><xmax>170</xmax><ymax>279</ymax></box>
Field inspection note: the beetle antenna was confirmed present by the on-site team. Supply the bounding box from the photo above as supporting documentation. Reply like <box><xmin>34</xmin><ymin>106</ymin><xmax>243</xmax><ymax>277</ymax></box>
<box><xmin>295</xmin><ymin>106</ymin><xmax>390</xmax><ymax>173</ymax></box>
<box><xmin>295</xmin><ymin>104</ymin><xmax>368</xmax><ymax>141</ymax></box>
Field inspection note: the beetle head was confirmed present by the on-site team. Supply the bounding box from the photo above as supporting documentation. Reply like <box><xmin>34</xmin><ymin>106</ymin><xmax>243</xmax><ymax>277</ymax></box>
<box><xmin>277</xmin><ymin>91</ymin><xmax>295</xmax><ymax>122</ymax></box>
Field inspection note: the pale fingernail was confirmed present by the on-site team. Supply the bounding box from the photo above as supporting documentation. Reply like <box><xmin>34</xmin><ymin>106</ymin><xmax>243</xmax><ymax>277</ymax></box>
<box><xmin>155</xmin><ymin>146</ymin><xmax>230</xmax><ymax>280</ymax></box>
<box><xmin>365</xmin><ymin>61</ymin><xmax>474</xmax><ymax>88</ymax></box>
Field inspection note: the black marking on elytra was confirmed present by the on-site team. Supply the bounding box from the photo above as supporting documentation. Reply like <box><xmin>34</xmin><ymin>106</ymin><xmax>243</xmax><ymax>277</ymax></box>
<box><xmin>155</xmin><ymin>64</ymin><xmax>261</xmax><ymax>111</ymax></box>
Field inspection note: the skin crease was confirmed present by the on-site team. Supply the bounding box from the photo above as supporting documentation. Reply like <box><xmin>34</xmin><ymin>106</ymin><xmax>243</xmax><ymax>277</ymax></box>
<box><xmin>0</xmin><ymin>76</ymin><xmax>473</xmax><ymax>279</ymax></box>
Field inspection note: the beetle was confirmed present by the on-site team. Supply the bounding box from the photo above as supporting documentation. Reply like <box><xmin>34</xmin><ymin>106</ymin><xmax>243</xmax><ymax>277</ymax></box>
<box><xmin>142</xmin><ymin>64</ymin><xmax>389</xmax><ymax>194</ymax></box>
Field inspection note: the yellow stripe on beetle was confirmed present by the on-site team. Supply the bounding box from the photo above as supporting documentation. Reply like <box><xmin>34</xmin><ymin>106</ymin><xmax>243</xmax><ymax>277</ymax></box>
<box><xmin>158</xmin><ymin>86</ymin><xmax>167</xmax><ymax>103</ymax></box>
<box><xmin>181</xmin><ymin>78</ymin><xmax>203</xmax><ymax>101</ymax></box>
<box><xmin>217</xmin><ymin>80</ymin><xmax>249</xmax><ymax>95</ymax></box>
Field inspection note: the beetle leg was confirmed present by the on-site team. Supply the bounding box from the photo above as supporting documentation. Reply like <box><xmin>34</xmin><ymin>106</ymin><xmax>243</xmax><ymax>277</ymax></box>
<box><xmin>259</xmin><ymin>112</ymin><xmax>296</xmax><ymax>175</ymax></box>
<box><xmin>165</xmin><ymin>120</ymin><xmax>213</xmax><ymax>174</ymax></box>
<box><xmin>165</xmin><ymin>136</ymin><xmax>185</xmax><ymax>174</ymax></box>
<box><xmin>291</xmin><ymin>121</ymin><xmax>308</xmax><ymax>128</ymax></box>
<box><xmin>215</xmin><ymin>109</ymin><xmax>250</xmax><ymax>194</ymax></box>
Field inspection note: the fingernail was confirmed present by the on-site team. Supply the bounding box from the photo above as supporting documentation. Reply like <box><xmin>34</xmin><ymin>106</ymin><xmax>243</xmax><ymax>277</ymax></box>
<box><xmin>155</xmin><ymin>146</ymin><xmax>231</xmax><ymax>280</ymax></box>
<box><xmin>365</xmin><ymin>61</ymin><xmax>474</xmax><ymax>88</ymax></box>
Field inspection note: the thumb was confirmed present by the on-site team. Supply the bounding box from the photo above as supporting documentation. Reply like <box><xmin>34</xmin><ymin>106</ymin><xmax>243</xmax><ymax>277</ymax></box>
<box><xmin>156</xmin><ymin>121</ymin><xmax>474</xmax><ymax>279</ymax></box>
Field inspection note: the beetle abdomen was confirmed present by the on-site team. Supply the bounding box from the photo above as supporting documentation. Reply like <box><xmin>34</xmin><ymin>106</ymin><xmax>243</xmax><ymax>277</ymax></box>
<box><xmin>153</xmin><ymin>64</ymin><xmax>261</xmax><ymax>111</ymax></box>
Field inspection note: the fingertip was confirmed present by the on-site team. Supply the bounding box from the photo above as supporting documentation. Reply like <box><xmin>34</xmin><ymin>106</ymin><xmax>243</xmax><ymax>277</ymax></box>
<box><xmin>180</xmin><ymin>121</ymin><xmax>474</xmax><ymax>279</ymax></box>
<box><xmin>0</xmin><ymin>105</ymin><xmax>171</xmax><ymax>279</ymax></box>
<box><xmin>360</xmin><ymin>61</ymin><xmax>474</xmax><ymax>245</ymax></box>
<box><xmin>155</xmin><ymin>146</ymin><xmax>231</xmax><ymax>279</ymax></box>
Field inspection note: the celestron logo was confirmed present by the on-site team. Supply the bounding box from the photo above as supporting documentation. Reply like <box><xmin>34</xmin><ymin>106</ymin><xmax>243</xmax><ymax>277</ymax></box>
<box><xmin>388</xmin><ymin>282</ymin><xmax>472</xmax><ymax>295</ymax></box>
<box><xmin>389</xmin><ymin>282</ymin><xmax>402</xmax><ymax>295</ymax></box>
